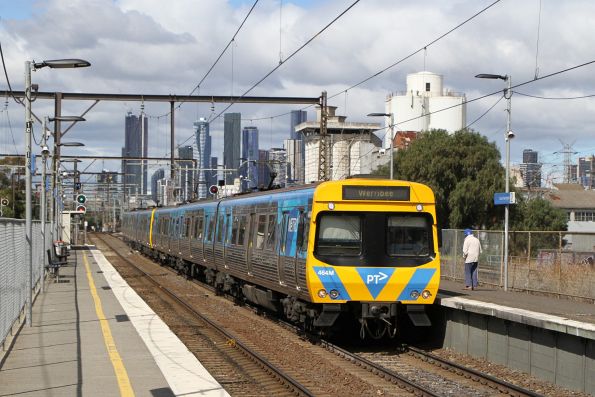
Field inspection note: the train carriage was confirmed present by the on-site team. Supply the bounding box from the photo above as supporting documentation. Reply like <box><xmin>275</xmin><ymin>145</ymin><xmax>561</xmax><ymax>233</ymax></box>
<box><xmin>122</xmin><ymin>178</ymin><xmax>440</xmax><ymax>338</ymax></box>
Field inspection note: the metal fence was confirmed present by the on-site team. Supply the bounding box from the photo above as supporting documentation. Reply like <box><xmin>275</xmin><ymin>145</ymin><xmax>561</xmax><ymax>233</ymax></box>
<box><xmin>1</xmin><ymin>219</ymin><xmax>51</xmax><ymax>348</ymax></box>
<box><xmin>441</xmin><ymin>229</ymin><xmax>595</xmax><ymax>300</ymax></box>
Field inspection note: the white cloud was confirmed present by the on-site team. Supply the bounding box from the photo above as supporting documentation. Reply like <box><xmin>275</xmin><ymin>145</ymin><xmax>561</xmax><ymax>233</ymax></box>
<box><xmin>0</xmin><ymin>0</ymin><xmax>594</xmax><ymax>184</ymax></box>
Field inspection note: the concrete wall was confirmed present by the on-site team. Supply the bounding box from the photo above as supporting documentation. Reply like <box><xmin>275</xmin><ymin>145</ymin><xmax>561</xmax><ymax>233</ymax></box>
<box><xmin>440</xmin><ymin>308</ymin><xmax>595</xmax><ymax>394</ymax></box>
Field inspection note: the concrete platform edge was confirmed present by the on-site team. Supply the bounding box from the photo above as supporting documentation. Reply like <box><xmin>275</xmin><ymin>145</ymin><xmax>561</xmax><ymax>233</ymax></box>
<box><xmin>438</xmin><ymin>296</ymin><xmax>595</xmax><ymax>340</ymax></box>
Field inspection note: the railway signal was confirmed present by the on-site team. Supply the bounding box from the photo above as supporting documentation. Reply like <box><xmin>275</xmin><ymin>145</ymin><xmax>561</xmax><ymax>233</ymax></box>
<box><xmin>209</xmin><ymin>185</ymin><xmax>219</xmax><ymax>195</ymax></box>
<box><xmin>76</xmin><ymin>204</ymin><xmax>86</xmax><ymax>214</ymax></box>
<box><xmin>76</xmin><ymin>194</ymin><xmax>87</xmax><ymax>204</ymax></box>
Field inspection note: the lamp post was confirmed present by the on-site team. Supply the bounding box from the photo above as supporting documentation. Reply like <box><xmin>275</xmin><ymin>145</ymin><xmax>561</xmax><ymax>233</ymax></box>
<box><xmin>475</xmin><ymin>73</ymin><xmax>513</xmax><ymax>291</ymax></box>
<box><xmin>24</xmin><ymin>59</ymin><xmax>89</xmax><ymax>326</ymax></box>
<box><xmin>367</xmin><ymin>112</ymin><xmax>395</xmax><ymax>179</ymax></box>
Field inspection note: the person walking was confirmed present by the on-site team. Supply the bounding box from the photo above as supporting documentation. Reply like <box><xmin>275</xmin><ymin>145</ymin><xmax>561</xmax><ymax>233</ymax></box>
<box><xmin>462</xmin><ymin>228</ymin><xmax>482</xmax><ymax>290</ymax></box>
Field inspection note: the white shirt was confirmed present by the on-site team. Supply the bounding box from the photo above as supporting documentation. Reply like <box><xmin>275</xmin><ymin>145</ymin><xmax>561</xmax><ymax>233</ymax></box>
<box><xmin>463</xmin><ymin>234</ymin><xmax>482</xmax><ymax>263</ymax></box>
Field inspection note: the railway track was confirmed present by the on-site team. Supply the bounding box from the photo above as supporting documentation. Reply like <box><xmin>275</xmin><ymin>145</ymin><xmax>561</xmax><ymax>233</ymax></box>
<box><xmin>91</xmin><ymin>233</ymin><xmax>313</xmax><ymax>396</ymax></box>
<box><xmin>93</xmin><ymin>233</ymin><xmax>562</xmax><ymax>396</ymax></box>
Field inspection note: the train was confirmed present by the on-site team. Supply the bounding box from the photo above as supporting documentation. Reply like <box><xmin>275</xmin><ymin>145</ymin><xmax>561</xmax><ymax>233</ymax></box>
<box><xmin>121</xmin><ymin>178</ymin><xmax>441</xmax><ymax>339</ymax></box>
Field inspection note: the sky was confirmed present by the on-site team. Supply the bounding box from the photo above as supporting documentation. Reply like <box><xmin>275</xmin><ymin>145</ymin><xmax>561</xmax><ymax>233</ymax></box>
<box><xmin>0</xmin><ymin>0</ymin><xmax>594</xmax><ymax>187</ymax></box>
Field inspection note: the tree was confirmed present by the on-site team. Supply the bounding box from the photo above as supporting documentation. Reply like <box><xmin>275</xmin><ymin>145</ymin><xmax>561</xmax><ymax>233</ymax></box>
<box><xmin>383</xmin><ymin>129</ymin><xmax>505</xmax><ymax>229</ymax></box>
<box><xmin>512</xmin><ymin>197</ymin><xmax>567</xmax><ymax>231</ymax></box>
<box><xmin>0</xmin><ymin>157</ymin><xmax>26</xmax><ymax>219</ymax></box>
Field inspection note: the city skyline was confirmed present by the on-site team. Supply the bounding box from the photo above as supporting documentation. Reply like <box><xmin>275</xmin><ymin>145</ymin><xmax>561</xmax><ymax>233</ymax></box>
<box><xmin>1</xmin><ymin>1</ymin><xmax>594</xmax><ymax>187</ymax></box>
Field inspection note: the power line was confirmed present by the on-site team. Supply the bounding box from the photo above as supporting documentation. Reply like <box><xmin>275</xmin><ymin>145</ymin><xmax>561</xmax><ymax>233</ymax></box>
<box><xmin>513</xmin><ymin>91</ymin><xmax>595</xmax><ymax>100</ymax></box>
<box><xmin>174</xmin><ymin>0</ymin><xmax>362</xmax><ymax>150</ymax></box>
<box><xmin>328</xmin><ymin>0</ymin><xmax>502</xmax><ymax>100</ymax></box>
<box><xmin>239</xmin><ymin>0</ymin><xmax>503</xmax><ymax>124</ymax></box>
<box><xmin>465</xmin><ymin>94</ymin><xmax>503</xmax><ymax>129</ymax></box>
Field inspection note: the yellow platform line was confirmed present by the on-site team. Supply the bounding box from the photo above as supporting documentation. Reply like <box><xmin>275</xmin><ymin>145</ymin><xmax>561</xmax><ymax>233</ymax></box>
<box><xmin>83</xmin><ymin>253</ymin><xmax>135</xmax><ymax>397</ymax></box>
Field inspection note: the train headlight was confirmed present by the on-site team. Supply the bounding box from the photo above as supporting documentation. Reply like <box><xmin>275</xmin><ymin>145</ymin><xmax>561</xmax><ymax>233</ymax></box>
<box><xmin>328</xmin><ymin>202</ymin><xmax>335</xmax><ymax>210</ymax></box>
<box><xmin>317</xmin><ymin>289</ymin><xmax>328</xmax><ymax>298</ymax></box>
<box><xmin>416</xmin><ymin>204</ymin><xmax>423</xmax><ymax>212</ymax></box>
<box><xmin>410</xmin><ymin>290</ymin><xmax>420</xmax><ymax>299</ymax></box>
<box><xmin>421</xmin><ymin>290</ymin><xmax>432</xmax><ymax>299</ymax></box>
<box><xmin>329</xmin><ymin>289</ymin><xmax>340</xmax><ymax>299</ymax></box>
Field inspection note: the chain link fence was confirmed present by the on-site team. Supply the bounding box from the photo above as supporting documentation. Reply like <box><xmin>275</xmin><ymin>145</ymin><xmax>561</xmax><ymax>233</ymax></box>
<box><xmin>441</xmin><ymin>229</ymin><xmax>595</xmax><ymax>300</ymax></box>
<box><xmin>1</xmin><ymin>219</ymin><xmax>50</xmax><ymax>348</ymax></box>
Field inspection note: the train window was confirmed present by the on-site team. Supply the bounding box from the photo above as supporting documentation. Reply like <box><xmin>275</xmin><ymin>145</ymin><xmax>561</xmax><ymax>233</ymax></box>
<box><xmin>207</xmin><ymin>215</ymin><xmax>216</xmax><ymax>243</ymax></box>
<box><xmin>255</xmin><ymin>215</ymin><xmax>266</xmax><ymax>249</ymax></box>
<box><xmin>386</xmin><ymin>215</ymin><xmax>430</xmax><ymax>257</ymax></box>
<box><xmin>265</xmin><ymin>214</ymin><xmax>277</xmax><ymax>250</ymax></box>
<box><xmin>315</xmin><ymin>214</ymin><xmax>362</xmax><ymax>256</ymax></box>
<box><xmin>196</xmin><ymin>217</ymin><xmax>203</xmax><ymax>240</ymax></box>
<box><xmin>216</xmin><ymin>214</ymin><xmax>225</xmax><ymax>243</ymax></box>
<box><xmin>297</xmin><ymin>211</ymin><xmax>311</xmax><ymax>253</ymax></box>
<box><xmin>231</xmin><ymin>216</ymin><xmax>240</xmax><ymax>245</ymax></box>
<box><xmin>238</xmin><ymin>216</ymin><xmax>246</xmax><ymax>246</ymax></box>
<box><xmin>225</xmin><ymin>214</ymin><xmax>232</xmax><ymax>244</ymax></box>
<box><xmin>187</xmin><ymin>217</ymin><xmax>192</xmax><ymax>238</ymax></box>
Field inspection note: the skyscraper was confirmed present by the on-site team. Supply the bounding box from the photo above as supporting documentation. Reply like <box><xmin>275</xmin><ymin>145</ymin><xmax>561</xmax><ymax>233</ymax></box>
<box><xmin>150</xmin><ymin>168</ymin><xmax>165</xmax><ymax>204</ymax></box>
<box><xmin>269</xmin><ymin>147</ymin><xmax>287</xmax><ymax>187</ymax></box>
<box><xmin>194</xmin><ymin>118</ymin><xmax>211</xmax><ymax>199</ymax></box>
<box><xmin>122</xmin><ymin>112</ymin><xmax>148</xmax><ymax>195</ymax></box>
<box><xmin>177</xmin><ymin>146</ymin><xmax>194</xmax><ymax>201</ymax></box>
<box><xmin>520</xmin><ymin>149</ymin><xmax>542</xmax><ymax>188</ymax></box>
<box><xmin>241</xmin><ymin>126</ymin><xmax>259</xmax><ymax>189</ymax></box>
<box><xmin>289</xmin><ymin>110</ymin><xmax>307</xmax><ymax>183</ymax></box>
<box><xmin>223</xmin><ymin>113</ymin><xmax>241</xmax><ymax>185</ymax></box>
<box><xmin>290</xmin><ymin>110</ymin><xmax>307</xmax><ymax>140</ymax></box>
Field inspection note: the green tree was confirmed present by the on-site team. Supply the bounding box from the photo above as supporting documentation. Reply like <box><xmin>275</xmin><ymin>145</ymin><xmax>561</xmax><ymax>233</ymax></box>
<box><xmin>512</xmin><ymin>197</ymin><xmax>567</xmax><ymax>231</ymax></box>
<box><xmin>383</xmin><ymin>129</ymin><xmax>504</xmax><ymax>229</ymax></box>
<box><xmin>0</xmin><ymin>157</ymin><xmax>26</xmax><ymax>219</ymax></box>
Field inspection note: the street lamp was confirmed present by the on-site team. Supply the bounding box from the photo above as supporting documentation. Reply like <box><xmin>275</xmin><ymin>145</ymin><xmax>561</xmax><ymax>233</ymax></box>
<box><xmin>25</xmin><ymin>59</ymin><xmax>89</xmax><ymax>327</ymax></box>
<box><xmin>367</xmin><ymin>112</ymin><xmax>395</xmax><ymax>179</ymax></box>
<box><xmin>475</xmin><ymin>73</ymin><xmax>513</xmax><ymax>291</ymax></box>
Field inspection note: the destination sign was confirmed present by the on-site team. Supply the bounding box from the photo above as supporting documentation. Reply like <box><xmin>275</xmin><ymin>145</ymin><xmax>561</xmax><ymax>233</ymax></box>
<box><xmin>342</xmin><ymin>186</ymin><xmax>410</xmax><ymax>201</ymax></box>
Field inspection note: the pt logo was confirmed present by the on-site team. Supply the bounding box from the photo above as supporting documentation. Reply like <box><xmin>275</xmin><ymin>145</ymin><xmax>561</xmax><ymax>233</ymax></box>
<box><xmin>366</xmin><ymin>272</ymin><xmax>388</xmax><ymax>284</ymax></box>
<box><xmin>357</xmin><ymin>268</ymin><xmax>395</xmax><ymax>299</ymax></box>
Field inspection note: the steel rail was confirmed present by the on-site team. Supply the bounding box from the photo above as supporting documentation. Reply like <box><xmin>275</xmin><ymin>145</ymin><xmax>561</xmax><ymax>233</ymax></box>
<box><xmin>94</xmin><ymin>234</ymin><xmax>314</xmax><ymax>397</ymax></box>
<box><xmin>406</xmin><ymin>346</ymin><xmax>545</xmax><ymax>397</ymax></box>
<box><xmin>320</xmin><ymin>340</ymin><xmax>441</xmax><ymax>397</ymax></box>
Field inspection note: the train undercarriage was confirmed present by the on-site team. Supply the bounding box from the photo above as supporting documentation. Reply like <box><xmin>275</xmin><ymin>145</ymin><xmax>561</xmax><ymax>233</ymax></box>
<box><xmin>131</xmin><ymin>241</ymin><xmax>430</xmax><ymax>340</ymax></box>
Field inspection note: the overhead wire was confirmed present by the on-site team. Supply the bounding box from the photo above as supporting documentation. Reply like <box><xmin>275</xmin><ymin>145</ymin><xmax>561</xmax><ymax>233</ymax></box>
<box><xmin>175</xmin><ymin>0</ymin><xmax>363</xmax><ymax>150</ymax></box>
<box><xmin>235</xmin><ymin>0</ymin><xmax>503</xmax><ymax>124</ymax></box>
<box><xmin>512</xmin><ymin>91</ymin><xmax>595</xmax><ymax>100</ymax></box>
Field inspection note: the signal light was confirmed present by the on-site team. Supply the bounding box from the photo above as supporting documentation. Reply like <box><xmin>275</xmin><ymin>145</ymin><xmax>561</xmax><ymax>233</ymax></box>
<box><xmin>76</xmin><ymin>194</ymin><xmax>86</xmax><ymax>204</ymax></box>
<box><xmin>209</xmin><ymin>185</ymin><xmax>219</xmax><ymax>195</ymax></box>
<box><xmin>76</xmin><ymin>205</ymin><xmax>86</xmax><ymax>214</ymax></box>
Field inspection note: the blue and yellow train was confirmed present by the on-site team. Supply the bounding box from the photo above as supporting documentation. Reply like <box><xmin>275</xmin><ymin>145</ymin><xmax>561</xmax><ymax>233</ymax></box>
<box><xmin>121</xmin><ymin>178</ymin><xmax>440</xmax><ymax>338</ymax></box>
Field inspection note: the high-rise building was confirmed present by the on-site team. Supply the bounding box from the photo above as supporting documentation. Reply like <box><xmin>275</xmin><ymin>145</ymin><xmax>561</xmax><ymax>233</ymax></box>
<box><xmin>122</xmin><ymin>111</ymin><xmax>148</xmax><ymax>195</ymax></box>
<box><xmin>284</xmin><ymin>139</ymin><xmax>303</xmax><ymax>184</ymax></box>
<box><xmin>240</xmin><ymin>126</ymin><xmax>259</xmax><ymax>190</ymax></box>
<box><xmin>269</xmin><ymin>148</ymin><xmax>287</xmax><ymax>187</ymax></box>
<box><xmin>520</xmin><ymin>149</ymin><xmax>542</xmax><ymax>188</ymax></box>
<box><xmin>257</xmin><ymin>150</ymin><xmax>270</xmax><ymax>189</ymax></box>
<box><xmin>194</xmin><ymin>118</ymin><xmax>211</xmax><ymax>199</ymax></box>
<box><xmin>150</xmin><ymin>168</ymin><xmax>165</xmax><ymax>204</ymax></box>
<box><xmin>177</xmin><ymin>146</ymin><xmax>194</xmax><ymax>201</ymax></box>
<box><xmin>578</xmin><ymin>155</ymin><xmax>594</xmax><ymax>189</ymax></box>
<box><xmin>289</xmin><ymin>110</ymin><xmax>307</xmax><ymax>183</ymax></box>
<box><xmin>384</xmin><ymin>71</ymin><xmax>466</xmax><ymax>148</ymax></box>
<box><xmin>223</xmin><ymin>113</ymin><xmax>241</xmax><ymax>185</ymax></box>
<box><xmin>290</xmin><ymin>110</ymin><xmax>307</xmax><ymax>140</ymax></box>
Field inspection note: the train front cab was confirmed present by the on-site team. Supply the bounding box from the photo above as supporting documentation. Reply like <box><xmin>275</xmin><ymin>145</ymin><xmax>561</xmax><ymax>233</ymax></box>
<box><xmin>305</xmin><ymin>179</ymin><xmax>440</xmax><ymax>338</ymax></box>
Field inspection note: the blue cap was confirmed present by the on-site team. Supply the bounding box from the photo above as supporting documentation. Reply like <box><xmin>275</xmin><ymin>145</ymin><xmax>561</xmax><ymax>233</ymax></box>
<box><xmin>464</xmin><ymin>229</ymin><xmax>472</xmax><ymax>236</ymax></box>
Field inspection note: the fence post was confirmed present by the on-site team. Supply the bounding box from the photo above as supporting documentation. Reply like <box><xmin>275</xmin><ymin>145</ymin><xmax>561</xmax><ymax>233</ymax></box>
<box><xmin>453</xmin><ymin>230</ymin><xmax>458</xmax><ymax>281</ymax></box>
<box><xmin>558</xmin><ymin>231</ymin><xmax>562</xmax><ymax>296</ymax></box>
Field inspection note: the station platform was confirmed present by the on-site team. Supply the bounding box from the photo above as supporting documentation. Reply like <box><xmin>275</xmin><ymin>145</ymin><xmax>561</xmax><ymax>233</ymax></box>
<box><xmin>437</xmin><ymin>279</ymin><xmax>595</xmax><ymax>340</ymax></box>
<box><xmin>0</xmin><ymin>246</ymin><xmax>229</xmax><ymax>397</ymax></box>
<box><xmin>2</xmin><ymin>246</ymin><xmax>594</xmax><ymax>396</ymax></box>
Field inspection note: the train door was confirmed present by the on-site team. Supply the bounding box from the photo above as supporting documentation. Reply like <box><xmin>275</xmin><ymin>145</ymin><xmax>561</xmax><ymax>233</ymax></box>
<box><xmin>245</xmin><ymin>212</ymin><xmax>256</xmax><ymax>276</ymax></box>
<box><xmin>277</xmin><ymin>210</ymin><xmax>299</xmax><ymax>288</ymax></box>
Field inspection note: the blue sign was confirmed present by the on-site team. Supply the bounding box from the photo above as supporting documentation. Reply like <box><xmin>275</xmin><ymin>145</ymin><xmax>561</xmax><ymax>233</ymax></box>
<box><xmin>494</xmin><ymin>192</ymin><xmax>516</xmax><ymax>205</ymax></box>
